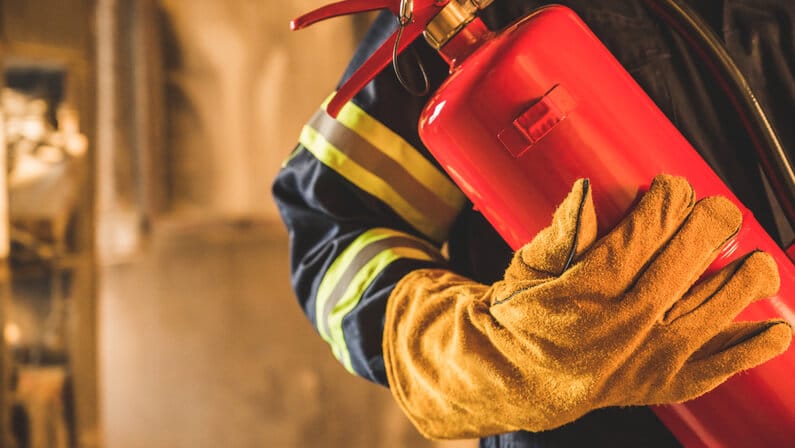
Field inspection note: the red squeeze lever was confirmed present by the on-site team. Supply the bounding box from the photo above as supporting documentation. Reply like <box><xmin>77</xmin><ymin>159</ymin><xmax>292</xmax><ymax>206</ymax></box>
<box><xmin>291</xmin><ymin>0</ymin><xmax>450</xmax><ymax>117</ymax></box>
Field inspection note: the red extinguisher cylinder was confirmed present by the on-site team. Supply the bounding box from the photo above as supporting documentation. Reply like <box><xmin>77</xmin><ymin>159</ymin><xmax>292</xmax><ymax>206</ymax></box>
<box><xmin>418</xmin><ymin>6</ymin><xmax>795</xmax><ymax>447</ymax></box>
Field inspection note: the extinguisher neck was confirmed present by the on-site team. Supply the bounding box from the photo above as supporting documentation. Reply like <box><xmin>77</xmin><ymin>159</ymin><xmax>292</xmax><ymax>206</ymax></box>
<box><xmin>436</xmin><ymin>17</ymin><xmax>490</xmax><ymax>67</ymax></box>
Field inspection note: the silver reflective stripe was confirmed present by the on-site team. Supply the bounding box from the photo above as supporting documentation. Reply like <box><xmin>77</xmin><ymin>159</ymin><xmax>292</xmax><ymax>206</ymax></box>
<box><xmin>315</xmin><ymin>228</ymin><xmax>445</xmax><ymax>373</ymax></box>
<box><xmin>299</xmin><ymin>96</ymin><xmax>466</xmax><ymax>243</ymax></box>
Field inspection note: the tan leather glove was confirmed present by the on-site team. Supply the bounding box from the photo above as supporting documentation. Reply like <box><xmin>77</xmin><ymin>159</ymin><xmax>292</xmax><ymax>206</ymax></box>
<box><xmin>383</xmin><ymin>174</ymin><xmax>792</xmax><ymax>439</ymax></box>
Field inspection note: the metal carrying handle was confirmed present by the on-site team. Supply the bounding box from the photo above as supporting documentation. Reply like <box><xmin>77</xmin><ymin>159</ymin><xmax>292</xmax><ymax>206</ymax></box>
<box><xmin>290</xmin><ymin>0</ymin><xmax>398</xmax><ymax>30</ymax></box>
<box><xmin>291</xmin><ymin>0</ymin><xmax>452</xmax><ymax>117</ymax></box>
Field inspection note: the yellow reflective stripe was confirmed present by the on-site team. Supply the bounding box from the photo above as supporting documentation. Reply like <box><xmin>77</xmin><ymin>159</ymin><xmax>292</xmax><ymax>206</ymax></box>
<box><xmin>315</xmin><ymin>228</ymin><xmax>398</xmax><ymax>342</ymax></box>
<box><xmin>331</xmin><ymin>246</ymin><xmax>438</xmax><ymax>373</ymax></box>
<box><xmin>315</xmin><ymin>228</ymin><xmax>443</xmax><ymax>374</ymax></box>
<box><xmin>324</xmin><ymin>95</ymin><xmax>466</xmax><ymax>212</ymax></box>
<box><xmin>299</xmin><ymin>125</ymin><xmax>447</xmax><ymax>242</ymax></box>
<box><xmin>308</xmin><ymin>109</ymin><xmax>461</xmax><ymax>240</ymax></box>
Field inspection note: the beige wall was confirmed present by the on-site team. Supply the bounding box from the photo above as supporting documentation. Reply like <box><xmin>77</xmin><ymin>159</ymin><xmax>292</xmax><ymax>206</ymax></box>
<box><xmin>159</xmin><ymin>0</ymin><xmax>356</xmax><ymax>220</ymax></box>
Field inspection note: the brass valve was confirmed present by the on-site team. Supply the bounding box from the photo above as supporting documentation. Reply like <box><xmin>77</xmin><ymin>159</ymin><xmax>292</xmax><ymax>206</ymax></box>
<box><xmin>424</xmin><ymin>0</ymin><xmax>494</xmax><ymax>49</ymax></box>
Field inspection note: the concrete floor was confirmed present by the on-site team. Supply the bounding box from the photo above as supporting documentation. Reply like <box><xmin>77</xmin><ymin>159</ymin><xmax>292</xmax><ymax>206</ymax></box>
<box><xmin>97</xmin><ymin>220</ymin><xmax>476</xmax><ymax>448</ymax></box>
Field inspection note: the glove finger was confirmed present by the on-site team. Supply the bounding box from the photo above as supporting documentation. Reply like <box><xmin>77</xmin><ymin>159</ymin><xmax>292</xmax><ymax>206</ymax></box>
<box><xmin>663</xmin><ymin>251</ymin><xmax>779</xmax><ymax>331</ymax></box>
<box><xmin>626</xmin><ymin>194</ymin><xmax>742</xmax><ymax>315</ymax></box>
<box><xmin>568</xmin><ymin>174</ymin><xmax>694</xmax><ymax>297</ymax></box>
<box><xmin>506</xmin><ymin>178</ymin><xmax>597</xmax><ymax>281</ymax></box>
<box><xmin>663</xmin><ymin>321</ymin><xmax>792</xmax><ymax>403</ymax></box>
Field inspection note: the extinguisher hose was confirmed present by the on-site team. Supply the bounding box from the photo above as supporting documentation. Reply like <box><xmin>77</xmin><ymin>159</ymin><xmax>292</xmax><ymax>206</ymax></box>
<box><xmin>644</xmin><ymin>0</ymin><xmax>795</xmax><ymax>232</ymax></box>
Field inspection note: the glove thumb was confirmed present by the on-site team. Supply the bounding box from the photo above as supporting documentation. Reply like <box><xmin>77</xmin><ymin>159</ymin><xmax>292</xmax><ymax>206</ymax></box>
<box><xmin>506</xmin><ymin>178</ymin><xmax>597</xmax><ymax>281</ymax></box>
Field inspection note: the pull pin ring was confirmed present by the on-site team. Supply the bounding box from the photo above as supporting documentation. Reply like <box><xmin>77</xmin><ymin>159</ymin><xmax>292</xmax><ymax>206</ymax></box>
<box><xmin>392</xmin><ymin>0</ymin><xmax>430</xmax><ymax>96</ymax></box>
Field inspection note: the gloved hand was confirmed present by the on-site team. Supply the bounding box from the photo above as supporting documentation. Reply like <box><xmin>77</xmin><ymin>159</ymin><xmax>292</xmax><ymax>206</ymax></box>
<box><xmin>382</xmin><ymin>174</ymin><xmax>792</xmax><ymax>439</ymax></box>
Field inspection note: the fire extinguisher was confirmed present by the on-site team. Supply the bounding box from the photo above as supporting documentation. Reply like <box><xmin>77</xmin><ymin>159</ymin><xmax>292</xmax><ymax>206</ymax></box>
<box><xmin>292</xmin><ymin>0</ymin><xmax>795</xmax><ymax>446</ymax></box>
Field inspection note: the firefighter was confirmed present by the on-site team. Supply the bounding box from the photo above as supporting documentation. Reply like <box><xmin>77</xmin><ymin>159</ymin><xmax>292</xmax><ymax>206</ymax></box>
<box><xmin>272</xmin><ymin>1</ymin><xmax>794</xmax><ymax>446</ymax></box>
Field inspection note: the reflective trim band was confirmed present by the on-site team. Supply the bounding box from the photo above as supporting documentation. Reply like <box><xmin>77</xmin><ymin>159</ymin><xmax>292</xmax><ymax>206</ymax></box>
<box><xmin>324</xmin><ymin>96</ymin><xmax>465</xmax><ymax>212</ymax></box>
<box><xmin>298</xmin><ymin>95</ymin><xmax>466</xmax><ymax>242</ymax></box>
<box><xmin>309</xmin><ymin>109</ymin><xmax>462</xmax><ymax>235</ymax></box>
<box><xmin>300</xmin><ymin>125</ymin><xmax>449</xmax><ymax>242</ymax></box>
<box><xmin>316</xmin><ymin>228</ymin><xmax>444</xmax><ymax>373</ymax></box>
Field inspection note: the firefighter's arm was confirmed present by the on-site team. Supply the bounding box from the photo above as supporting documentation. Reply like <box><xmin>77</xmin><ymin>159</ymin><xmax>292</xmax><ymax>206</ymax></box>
<box><xmin>272</xmin><ymin>11</ymin><xmax>461</xmax><ymax>384</ymax></box>
<box><xmin>382</xmin><ymin>174</ymin><xmax>792</xmax><ymax>439</ymax></box>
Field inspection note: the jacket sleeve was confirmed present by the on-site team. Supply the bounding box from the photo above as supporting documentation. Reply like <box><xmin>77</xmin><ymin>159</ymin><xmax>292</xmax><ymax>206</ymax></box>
<box><xmin>271</xmin><ymin>11</ymin><xmax>465</xmax><ymax>386</ymax></box>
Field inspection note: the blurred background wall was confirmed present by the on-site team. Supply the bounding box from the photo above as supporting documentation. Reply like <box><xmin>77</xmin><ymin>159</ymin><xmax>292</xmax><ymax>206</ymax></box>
<box><xmin>1</xmin><ymin>0</ymin><xmax>477</xmax><ymax>447</ymax></box>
